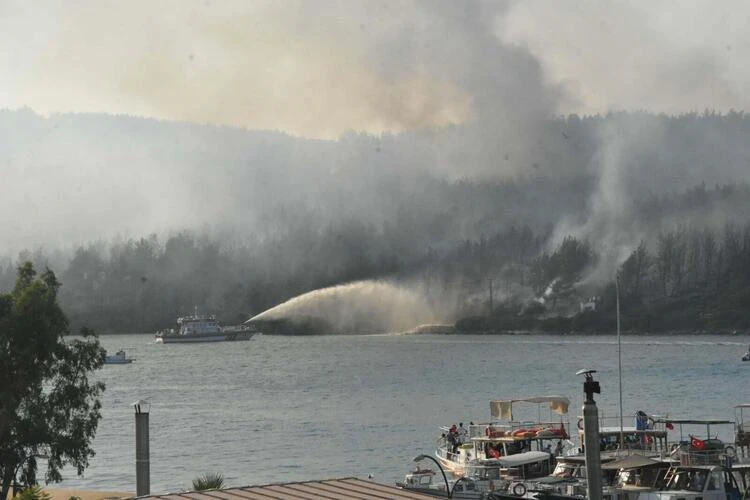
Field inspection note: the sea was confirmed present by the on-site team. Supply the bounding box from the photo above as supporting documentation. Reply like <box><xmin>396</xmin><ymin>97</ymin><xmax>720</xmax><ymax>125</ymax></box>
<box><xmin>55</xmin><ymin>333</ymin><xmax>750</xmax><ymax>494</ymax></box>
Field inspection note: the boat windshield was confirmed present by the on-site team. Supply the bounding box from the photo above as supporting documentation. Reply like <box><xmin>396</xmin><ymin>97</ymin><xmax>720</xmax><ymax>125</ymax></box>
<box><xmin>553</xmin><ymin>462</ymin><xmax>585</xmax><ymax>479</ymax></box>
<box><xmin>465</xmin><ymin>465</ymin><xmax>502</xmax><ymax>480</ymax></box>
<box><xmin>667</xmin><ymin>470</ymin><xmax>708</xmax><ymax>492</ymax></box>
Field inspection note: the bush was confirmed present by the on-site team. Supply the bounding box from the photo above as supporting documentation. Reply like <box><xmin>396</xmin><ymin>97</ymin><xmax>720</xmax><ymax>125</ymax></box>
<box><xmin>16</xmin><ymin>486</ymin><xmax>52</xmax><ymax>500</ymax></box>
<box><xmin>192</xmin><ymin>473</ymin><xmax>225</xmax><ymax>491</ymax></box>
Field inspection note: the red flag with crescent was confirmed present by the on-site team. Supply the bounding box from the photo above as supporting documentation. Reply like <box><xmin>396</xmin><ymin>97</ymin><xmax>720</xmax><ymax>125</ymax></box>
<box><xmin>691</xmin><ymin>436</ymin><xmax>706</xmax><ymax>449</ymax></box>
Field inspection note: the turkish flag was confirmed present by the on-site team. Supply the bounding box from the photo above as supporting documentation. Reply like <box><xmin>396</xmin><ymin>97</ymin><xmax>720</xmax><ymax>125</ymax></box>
<box><xmin>691</xmin><ymin>436</ymin><xmax>707</xmax><ymax>449</ymax></box>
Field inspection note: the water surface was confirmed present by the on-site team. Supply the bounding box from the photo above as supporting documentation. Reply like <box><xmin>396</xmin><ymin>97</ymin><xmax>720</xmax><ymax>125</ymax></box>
<box><xmin>57</xmin><ymin>333</ymin><xmax>750</xmax><ymax>493</ymax></box>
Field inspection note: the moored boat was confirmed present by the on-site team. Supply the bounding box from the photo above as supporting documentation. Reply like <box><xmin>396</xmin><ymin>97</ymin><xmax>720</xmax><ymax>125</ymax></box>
<box><xmin>396</xmin><ymin>464</ymin><xmax>483</xmax><ymax>499</ymax></box>
<box><xmin>155</xmin><ymin>309</ymin><xmax>257</xmax><ymax>343</ymax></box>
<box><xmin>436</xmin><ymin>396</ymin><xmax>572</xmax><ymax>478</ymax></box>
<box><xmin>104</xmin><ymin>349</ymin><xmax>133</xmax><ymax>364</ymax></box>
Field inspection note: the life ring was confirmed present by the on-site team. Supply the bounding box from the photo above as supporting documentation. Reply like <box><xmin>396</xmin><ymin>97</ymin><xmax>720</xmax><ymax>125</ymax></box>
<box><xmin>513</xmin><ymin>483</ymin><xmax>527</xmax><ymax>496</ymax></box>
<box><xmin>725</xmin><ymin>445</ymin><xmax>736</xmax><ymax>458</ymax></box>
<box><xmin>577</xmin><ymin>418</ymin><xmax>584</xmax><ymax>430</ymax></box>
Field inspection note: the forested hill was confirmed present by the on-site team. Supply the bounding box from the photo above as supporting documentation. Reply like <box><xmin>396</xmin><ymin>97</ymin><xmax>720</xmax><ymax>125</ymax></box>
<box><xmin>1</xmin><ymin>109</ymin><xmax>750</xmax><ymax>333</ymax></box>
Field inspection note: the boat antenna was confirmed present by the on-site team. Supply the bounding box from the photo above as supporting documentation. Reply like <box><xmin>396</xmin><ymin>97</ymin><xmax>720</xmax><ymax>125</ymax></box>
<box><xmin>616</xmin><ymin>273</ymin><xmax>624</xmax><ymax>452</ymax></box>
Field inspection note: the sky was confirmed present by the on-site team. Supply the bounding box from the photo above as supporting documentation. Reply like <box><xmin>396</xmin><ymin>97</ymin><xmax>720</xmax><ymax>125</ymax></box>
<box><xmin>2</xmin><ymin>0</ymin><xmax>750</xmax><ymax>139</ymax></box>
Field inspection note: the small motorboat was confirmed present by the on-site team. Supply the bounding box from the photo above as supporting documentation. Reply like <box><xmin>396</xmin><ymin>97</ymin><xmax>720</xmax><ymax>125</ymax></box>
<box><xmin>104</xmin><ymin>349</ymin><xmax>133</xmax><ymax>364</ymax></box>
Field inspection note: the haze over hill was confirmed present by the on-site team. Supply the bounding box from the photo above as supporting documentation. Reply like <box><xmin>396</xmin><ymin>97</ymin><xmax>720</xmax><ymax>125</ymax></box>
<box><xmin>2</xmin><ymin>1</ymin><xmax>750</xmax><ymax>332</ymax></box>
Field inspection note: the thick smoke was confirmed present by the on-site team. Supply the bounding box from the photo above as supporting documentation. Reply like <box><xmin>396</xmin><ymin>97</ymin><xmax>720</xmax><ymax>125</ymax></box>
<box><xmin>501</xmin><ymin>1</ymin><xmax>750</xmax><ymax>116</ymax></box>
<box><xmin>0</xmin><ymin>1</ymin><xmax>565</xmax><ymax>255</ymax></box>
<box><xmin>3</xmin><ymin>0</ymin><xmax>750</xmax><ymax>320</ymax></box>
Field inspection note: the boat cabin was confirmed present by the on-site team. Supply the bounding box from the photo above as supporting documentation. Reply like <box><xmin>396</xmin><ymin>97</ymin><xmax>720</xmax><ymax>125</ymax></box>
<box><xmin>601</xmin><ymin>454</ymin><xmax>674</xmax><ymax>500</ymax></box>
<box><xmin>663</xmin><ymin>419</ymin><xmax>735</xmax><ymax>466</ymax></box>
<box><xmin>577</xmin><ymin>412</ymin><xmax>669</xmax><ymax>454</ymax></box>
<box><xmin>643</xmin><ymin>465</ymin><xmax>743</xmax><ymax>500</ymax></box>
<box><xmin>398</xmin><ymin>467</ymin><xmax>438</xmax><ymax>489</ymax></box>
<box><xmin>465</xmin><ymin>451</ymin><xmax>554</xmax><ymax>481</ymax></box>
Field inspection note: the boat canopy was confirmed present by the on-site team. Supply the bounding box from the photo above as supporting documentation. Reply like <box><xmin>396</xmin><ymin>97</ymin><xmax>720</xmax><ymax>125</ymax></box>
<box><xmin>490</xmin><ymin>396</ymin><xmax>570</xmax><ymax>420</ymax></box>
<box><xmin>659</xmin><ymin>419</ymin><xmax>733</xmax><ymax>425</ymax></box>
<box><xmin>600</xmin><ymin>455</ymin><xmax>663</xmax><ymax>470</ymax></box>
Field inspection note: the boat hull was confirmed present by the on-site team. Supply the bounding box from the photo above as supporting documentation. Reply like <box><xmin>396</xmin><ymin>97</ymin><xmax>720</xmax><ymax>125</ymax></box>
<box><xmin>154</xmin><ymin>331</ymin><xmax>256</xmax><ymax>343</ymax></box>
<box><xmin>436</xmin><ymin>453</ymin><xmax>465</xmax><ymax>478</ymax></box>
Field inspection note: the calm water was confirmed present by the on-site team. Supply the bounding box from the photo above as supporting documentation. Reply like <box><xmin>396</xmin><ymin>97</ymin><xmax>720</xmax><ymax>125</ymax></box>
<box><xmin>56</xmin><ymin>333</ymin><xmax>750</xmax><ymax>493</ymax></box>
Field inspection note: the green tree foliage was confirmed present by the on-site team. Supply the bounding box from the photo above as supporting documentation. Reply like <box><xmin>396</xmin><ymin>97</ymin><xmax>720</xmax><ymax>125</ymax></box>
<box><xmin>0</xmin><ymin>263</ymin><xmax>105</xmax><ymax>500</ymax></box>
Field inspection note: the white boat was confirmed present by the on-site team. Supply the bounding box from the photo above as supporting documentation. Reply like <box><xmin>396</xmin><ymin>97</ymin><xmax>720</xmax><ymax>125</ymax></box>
<box><xmin>436</xmin><ymin>396</ymin><xmax>572</xmax><ymax>478</ymax></box>
<box><xmin>104</xmin><ymin>349</ymin><xmax>133</xmax><ymax>364</ymax></box>
<box><xmin>155</xmin><ymin>309</ymin><xmax>257</xmax><ymax>344</ymax></box>
<box><xmin>395</xmin><ymin>465</ymin><xmax>483</xmax><ymax>499</ymax></box>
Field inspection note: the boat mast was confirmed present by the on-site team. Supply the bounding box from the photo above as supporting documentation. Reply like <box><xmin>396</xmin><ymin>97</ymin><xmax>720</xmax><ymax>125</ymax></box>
<box><xmin>616</xmin><ymin>274</ymin><xmax>624</xmax><ymax>451</ymax></box>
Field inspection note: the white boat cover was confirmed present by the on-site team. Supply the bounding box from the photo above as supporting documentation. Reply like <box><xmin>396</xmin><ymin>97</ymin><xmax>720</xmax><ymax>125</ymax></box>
<box><xmin>490</xmin><ymin>396</ymin><xmax>570</xmax><ymax>420</ymax></box>
<box><xmin>484</xmin><ymin>451</ymin><xmax>552</xmax><ymax>466</ymax></box>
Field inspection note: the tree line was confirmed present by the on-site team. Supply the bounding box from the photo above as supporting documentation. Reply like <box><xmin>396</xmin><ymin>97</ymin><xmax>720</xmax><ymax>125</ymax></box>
<box><xmin>1</xmin><ymin>183</ymin><xmax>749</xmax><ymax>334</ymax></box>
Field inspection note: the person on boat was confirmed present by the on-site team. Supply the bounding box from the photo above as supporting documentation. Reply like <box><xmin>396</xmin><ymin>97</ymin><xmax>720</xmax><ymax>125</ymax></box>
<box><xmin>457</xmin><ymin>422</ymin><xmax>468</xmax><ymax>443</ymax></box>
<box><xmin>448</xmin><ymin>423</ymin><xmax>460</xmax><ymax>452</ymax></box>
<box><xmin>446</xmin><ymin>430</ymin><xmax>458</xmax><ymax>454</ymax></box>
<box><xmin>555</xmin><ymin>440</ymin><xmax>564</xmax><ymax>456</ymax></box>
